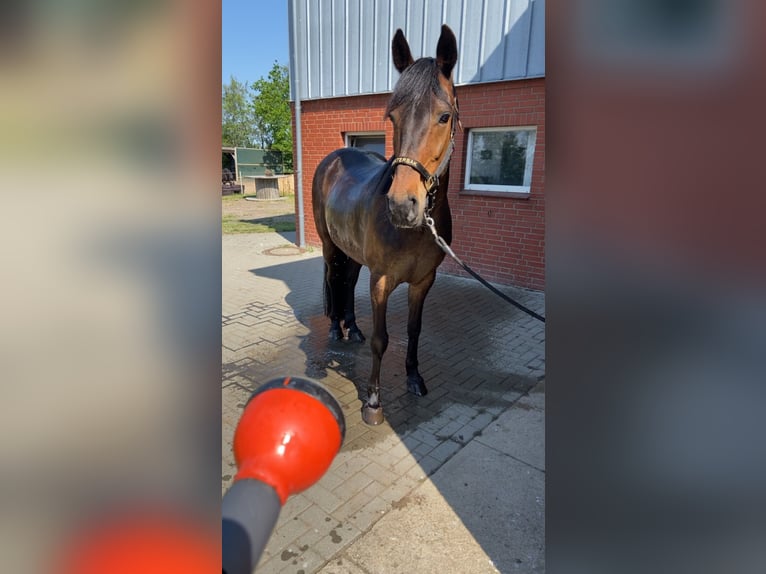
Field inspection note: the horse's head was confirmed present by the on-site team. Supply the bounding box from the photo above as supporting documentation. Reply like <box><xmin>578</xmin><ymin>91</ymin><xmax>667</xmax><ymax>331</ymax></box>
<box><xmin>386</xmin><ymin>25</ymin><xmax>459</xmax><ymax>228</ymax></box>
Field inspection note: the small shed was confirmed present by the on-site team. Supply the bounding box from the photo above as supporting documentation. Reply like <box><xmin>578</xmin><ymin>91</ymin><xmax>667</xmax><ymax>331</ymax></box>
<box><xmin>235</xmin><ymin>148</ymin><xmax>285</xmax><ymax>178</ymax></box>
<box><xmin>221</xmin><ymin>147</ymin><xmax>288</xmax><ymax>196</ymax></box>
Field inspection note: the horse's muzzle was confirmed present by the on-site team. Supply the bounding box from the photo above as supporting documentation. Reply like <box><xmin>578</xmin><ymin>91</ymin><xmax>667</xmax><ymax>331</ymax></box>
<box><xmin>387</xmin><ymin>195</ymin><xmax>421</xmax><ymax>228</ymax></box>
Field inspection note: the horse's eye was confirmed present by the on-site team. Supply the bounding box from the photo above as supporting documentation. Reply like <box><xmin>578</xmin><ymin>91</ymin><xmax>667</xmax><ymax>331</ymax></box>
<box><xmin>438</xmin><ymin>113</ymin><xmax>451</xmax><ymax>124</ymax></box>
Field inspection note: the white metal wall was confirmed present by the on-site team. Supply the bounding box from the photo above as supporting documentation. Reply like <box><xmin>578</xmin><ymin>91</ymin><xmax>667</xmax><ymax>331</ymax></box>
<box><xmin>288</xmin><ymin>0</ymin><xmax>545</xmax><ymax>101</ymax></box>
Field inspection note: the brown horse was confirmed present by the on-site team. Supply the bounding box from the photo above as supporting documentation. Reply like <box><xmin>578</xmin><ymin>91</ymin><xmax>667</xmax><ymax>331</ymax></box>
<box><xmin>312</xmin><ymin>25</ymin><xmax>459</xmax><ymax>425</ymax></box>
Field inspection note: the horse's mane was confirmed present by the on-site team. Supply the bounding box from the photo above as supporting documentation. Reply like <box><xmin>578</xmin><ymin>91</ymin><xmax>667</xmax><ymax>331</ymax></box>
<box><xmin>385</xmin><ymin>58</ymin><xmax>451</xmax><ymax>117</ymax></box>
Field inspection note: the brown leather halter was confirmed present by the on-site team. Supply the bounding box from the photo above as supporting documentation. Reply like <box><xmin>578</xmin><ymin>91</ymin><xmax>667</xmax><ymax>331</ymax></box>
<box><xmin>390</xmin><ymin>102</ymin><xmax>459</xmax><ymax>198</ymax></box>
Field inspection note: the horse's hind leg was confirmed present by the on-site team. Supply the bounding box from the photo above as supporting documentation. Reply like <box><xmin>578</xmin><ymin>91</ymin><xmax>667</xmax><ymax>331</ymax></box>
<box><xmin>342</xmin><ymin>260</ymin><xmax>365</xmax><ymax>343</ymax></box>
<box><xmin>404</xmin><ymin>272</ymin><xmax>436</xmax><ymax>396</ymax></box>
<box><xmin>322</xmin><ymin>245</ymin><xmax>348</xmax><ymax>341</ymax></box>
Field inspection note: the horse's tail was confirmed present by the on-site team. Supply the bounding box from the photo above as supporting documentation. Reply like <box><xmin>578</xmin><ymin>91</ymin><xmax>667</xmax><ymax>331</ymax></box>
<box><xmin>323</xmin><ymin>260</ymin><xmax>332</xmax><ymax>317</ymax></box>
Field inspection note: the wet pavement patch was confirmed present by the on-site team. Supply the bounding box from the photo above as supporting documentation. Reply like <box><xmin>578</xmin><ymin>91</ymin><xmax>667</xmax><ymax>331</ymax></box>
<box><xmin>391</xmin><ymin>493</ymin><xmax>426</xmax><ymax>510</ymax></box>
<box><xmin>281</xmin><ymin>549</ymin><xmax>299</xmax><ymax>561</ymax></box>
<box><xmin>262</xmin><ymin>245</ymin><xmax>305</xmax><ymax>256</ymax></box>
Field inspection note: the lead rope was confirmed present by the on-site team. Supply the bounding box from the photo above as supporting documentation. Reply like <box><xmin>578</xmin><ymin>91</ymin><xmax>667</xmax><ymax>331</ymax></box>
<box><xmin>424</xmin><ymin>216</ymin><xmax>546</xmax><ymax>323</ymax></box>
<box><xmin>397</xmin><ymin>103</ymin><xmax>546</xmax><ymax>323</ymax></box>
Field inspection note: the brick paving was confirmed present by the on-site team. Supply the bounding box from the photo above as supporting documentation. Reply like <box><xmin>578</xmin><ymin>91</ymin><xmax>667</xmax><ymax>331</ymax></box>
<box><xmin>222</xmin><ymin>230</ymin><xmax>545</xmax><ymax>573</ymax></box>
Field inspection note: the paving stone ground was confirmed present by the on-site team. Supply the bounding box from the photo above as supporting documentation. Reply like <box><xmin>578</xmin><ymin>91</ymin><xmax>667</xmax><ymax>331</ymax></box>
<box><xmin>223</xmin><ymin>218</ymin><xmax>545</xmax><ymax>573</ymax></box>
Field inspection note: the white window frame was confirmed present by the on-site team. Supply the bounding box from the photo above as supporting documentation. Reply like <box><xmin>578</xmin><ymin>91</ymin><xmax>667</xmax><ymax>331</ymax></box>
<box><xmin>464</xmin><ymin>126</ymin><xmax>537</xmax><ymax>195</ymax></box>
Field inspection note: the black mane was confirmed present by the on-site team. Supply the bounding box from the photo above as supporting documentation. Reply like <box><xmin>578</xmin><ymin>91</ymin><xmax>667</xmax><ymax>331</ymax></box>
<box><xmin>385</xmin><ymin>58</ymin><xmax>451</xmax><ymax>117</ymax></box>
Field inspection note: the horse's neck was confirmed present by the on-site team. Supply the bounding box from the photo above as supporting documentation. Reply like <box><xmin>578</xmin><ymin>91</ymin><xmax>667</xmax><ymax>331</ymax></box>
<box><xmin>432</xmin><ymin>169</ymin><xmax>451</xmax><ymax>216</ymax></box>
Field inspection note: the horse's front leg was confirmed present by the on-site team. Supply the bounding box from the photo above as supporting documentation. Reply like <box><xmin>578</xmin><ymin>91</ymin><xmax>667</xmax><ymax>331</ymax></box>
<box><xmin>362</xmin><ymin>273</ymin><xmax>394</xmax><ymax>425</ymax></box>
<box><xmin>405</xmin><ymin>272</ymin><xmax>436</xmax><ymax>396</ymax></box>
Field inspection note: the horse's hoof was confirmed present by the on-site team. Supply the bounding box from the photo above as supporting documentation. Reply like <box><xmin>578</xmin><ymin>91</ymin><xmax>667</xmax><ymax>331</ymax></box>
<box><xmin>407</xmin><ymin>376</ymin><xmax>428</xmax><ymax>397</ymax></box>
<box><xmin>347</xmin><ymin>328</ymin><xmax>366</xmax><ymax>343</ymax></box>
<box><xmin>329</xmin><ymin>327</ymin><xmax>343</xmax><ymax>341</ymax></box>
<box><xmin>362</xmin><ymin>402</ymin><xmax>384</xmax><ymax>426</ymax></box>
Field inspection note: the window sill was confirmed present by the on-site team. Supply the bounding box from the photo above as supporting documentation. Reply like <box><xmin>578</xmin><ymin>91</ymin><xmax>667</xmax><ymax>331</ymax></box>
<box><xmin>459</xmin><ymin>188</ymin><xmax>530</xmax><ymax>199</ymax></box>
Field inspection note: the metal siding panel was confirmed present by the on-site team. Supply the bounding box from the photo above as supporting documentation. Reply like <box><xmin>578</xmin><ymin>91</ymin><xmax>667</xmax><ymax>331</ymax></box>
<box><xmin>478</xmin><ymin>0</ymin><xmax>507</xmax><ymax>81</ymax></box>
<box><xmin>320</xmin><ymin>0</ymin><xmax>335</xmax><ymax>97</ymax></box>
<box><xmin>288</xmin><ymin>0</ymin><xmax>545</xmax><ymax>101</ymax></box>
<box><xmin>332</xmin><ymin>0</ymin><xmax>347</xmax><ymax>95</ymax></box>
<box><xmin>389</xmin><ymin>0</ymin><xmax>409</xmax><ymax>87</ymax></box>
<box><xmin>390</xmin><ymin>0</ymin><xmax>408</xmax><ymax>35</ymax></box>
<box><xmin>434</xmin><ymin>0</ymin><xmax>463</xmax><ymax>71</ymax></box>
<box><xmin>307</xmin><ymin>0</ymin><xmax>321</xmax><ymax>98</ymax></box>
<box><xmin>442</xmin><ymin>0</ymin><xmax>463</xmax><ymax>30</ymax></box>
<box><xmin>359</xmin><ymin>0</ymin><xmax>376</xmax><ymax>93</ymax></box>
<box><xmin>503</xmin><ymin>0</ymin><xmax>532</xmax><ymax>79</ymax></box>
<box><xmin>374</xmin><ymin>0</ymin><xmax>391</xmax><ymax>92</ymax></box>
<box><xmin>346</xmin><ymin>0</ymin><xmax>361</xmax><ymax>95</ymax></box>
<box><xmin>422</xmin><ymin>0</ymin><xmax>443</xmax><ymax>61</ymax></box>
<box><xmin>442</xmin><ymin>1</ymin><xmax>466</xmax><ymax>82</ymax></box>
<box><xmin>288</xmin><ymin>0</ymin><xmax>297</xmax><ymax>100</ymax></box>
<box><xmin>406</xmin><ymin>0</ymin><xmax>425</xmax><ymax>62</ymax></box>
<box><xmin>442</xmin><ymin>0</ymin><xmax>464</xmax><ymax>81</ymax></box>
<box><xmin>422</xmin><ymin>2</ymin><xmax>436</xmax><ymax>54</ymax></box>
<box><xmin>459</xmin><ymin>0</ymin><xmax>483</xmax><ymax>83</ymax></box>
<box><xmin>290</xmin><ymin>0</ymin><xmax>310</xmax><ymax>100</ymax></box>
<box><xmin>302</xmin><ymin>0</ymin><xmax>311</xmax><ymax>99</ymax></box>
<box><xmin>526</xmin><ymin>0</ymin><xmax>545</xmax><ymax>76</ymax></box>
<box><xmin>301</xmin><ymin>0</ymin><xmax>310</xmax><ymax>98</ymax></box>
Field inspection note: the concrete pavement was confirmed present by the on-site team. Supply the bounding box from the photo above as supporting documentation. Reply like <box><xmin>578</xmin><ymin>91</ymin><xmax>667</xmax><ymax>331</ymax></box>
<box><xmin>223</xmin><ymin>229</ymin><xmax>545</xmax><ymax>573</ymax></box>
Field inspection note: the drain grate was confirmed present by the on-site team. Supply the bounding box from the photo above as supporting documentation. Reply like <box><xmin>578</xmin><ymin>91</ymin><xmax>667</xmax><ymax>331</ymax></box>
<box><xmin>262</xmin><ymin>245</ymin><xmax>305</xmax><ymax>257</ymax></box>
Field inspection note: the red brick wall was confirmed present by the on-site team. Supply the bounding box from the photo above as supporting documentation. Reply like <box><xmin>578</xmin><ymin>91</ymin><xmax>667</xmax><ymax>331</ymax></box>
<box><xmin>292</xmin><ymin>77</ymin><xmax>545</xmax><ymax>290</ymax></box>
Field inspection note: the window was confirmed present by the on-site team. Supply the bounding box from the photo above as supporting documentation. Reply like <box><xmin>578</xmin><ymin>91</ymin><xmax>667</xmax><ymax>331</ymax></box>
<box><xmin>346</xmin><ymin>133</ymin><xmax>386</xmax><ymax>157</ymax></box>
<box><xmin>464</xmin><ymin>127</ymin><xmax>537</xmax><ymax>195</ymax></box>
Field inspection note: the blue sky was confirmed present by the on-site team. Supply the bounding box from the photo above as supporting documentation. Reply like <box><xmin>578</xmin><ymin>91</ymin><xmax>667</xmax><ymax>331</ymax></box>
<box><xmin>222</xmin><ymin>1</ymin><xmax>290</xmax><ymax>86</ymax></box>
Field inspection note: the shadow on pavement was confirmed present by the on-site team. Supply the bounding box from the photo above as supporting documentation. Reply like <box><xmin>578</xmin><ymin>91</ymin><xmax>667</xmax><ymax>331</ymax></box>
<box><xmin>250</xmin><ymin>254</ymin><xmax>545</xmax><ymax>571</ymax></box>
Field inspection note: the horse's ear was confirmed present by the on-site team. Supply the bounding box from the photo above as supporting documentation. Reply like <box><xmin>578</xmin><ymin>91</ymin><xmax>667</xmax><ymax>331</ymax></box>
<box><xmin>392</xmin><ymin>29</ymin><xmax>414</xmax><ymax>73</ymax></box>
<box><xmin>436</xmin><ymin>25</ymin><xmax>458</xmax><ymax>79</ymax></box>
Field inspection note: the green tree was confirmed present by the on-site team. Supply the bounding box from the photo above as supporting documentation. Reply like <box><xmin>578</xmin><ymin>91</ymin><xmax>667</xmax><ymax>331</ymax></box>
<box><xmin>250</xmin><ymin>62</ymin><xmax>293</xmax><ymax>170</ymax></box>
<box><xmin>222</xmin><ymin>76</ymin><xmax>254</xmax><ymax>147</ymax></box>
